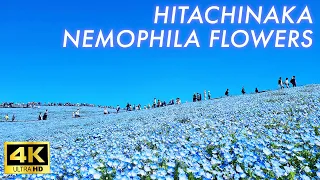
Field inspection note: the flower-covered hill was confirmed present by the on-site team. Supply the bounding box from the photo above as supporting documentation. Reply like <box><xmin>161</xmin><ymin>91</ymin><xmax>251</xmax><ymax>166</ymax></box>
<box><xmin>0</xmin><ymin>85</ymin><xmax>320</xmax><ymax>179</ymax></box>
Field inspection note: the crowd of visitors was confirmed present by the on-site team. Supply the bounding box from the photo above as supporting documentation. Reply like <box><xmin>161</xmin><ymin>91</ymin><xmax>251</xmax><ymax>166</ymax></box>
<box><xmin>278</xmin><ymin>76</ymin><xmax>297</xmax><ymax>89</ymax></box>
<box><xmin>2</xmin><ymin>76</ymin><xmax>299</xmax><ymax>121</ymax></box>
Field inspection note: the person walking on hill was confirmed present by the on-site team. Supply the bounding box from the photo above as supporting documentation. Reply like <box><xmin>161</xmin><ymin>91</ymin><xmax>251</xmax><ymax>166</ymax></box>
<box><xmin>5</xmin><ymin>114</ymin><xmax>9</xmax><ymax>121</ymax></box>
<box><xmin>75</xmin><ymin>109</ymin><xmax>80</xmax><ymax>118</ymax></box>
<box><xmin>285</xmin><ymin>78</ymin><xmax>290</xmax><ymax>88</ymax></box>
<box><xmin>278</xmin><ymin>77</ymin><xmax>284</xmax><ymax>89</ymax></box>
<box><xmin>193</xmin><ymin>93</ymin><xmax>197</xmax><ymax>102</ymax></box>
<box><xmin>225</xmin><ymin>89</ymin><xmax>229</xmax><ymax>96</ymax></box>
<box><xmin>241</xmin><ymin>87</ymin><xmax>246</xmax><ymax>95</ymax></box>
<box><xmin>104</xmin><ymin>108</ymin><xmax>108</xmax><ymax>115</ymax></box>
<box><xmin>116</xmin><ymin>105</ymin><xmax>120</xmax><ymax>113</ymax></box>
<box><xmin>126</xmin><ymin>103</ymin><xmax>130</xmax><ymax>111</ymax></box>
<box><xmin>38</xmin><ymin>112</ymin><xmax>42</xmax><ymax>120</ymax></box>
<box><xmin>43</xmin><ymin>110</ymin><xmax>48</xmax><ymax>120</ymax></box>
<box><xmin>153</xmin><ymin>98</ymin><xmax>157</xmax><ymax>108</ymax></box>
<box><xmin>290</xmin><ymin>76</ymin><xmax>297</xmax><ymax>87</ymax></box>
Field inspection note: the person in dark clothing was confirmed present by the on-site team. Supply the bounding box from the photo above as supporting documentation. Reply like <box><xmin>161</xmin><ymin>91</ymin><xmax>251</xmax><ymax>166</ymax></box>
<box><xmin>43</xmin><ymin>110</ymin><xmax>48</xmax><ymax>120</ymax></box>
<box><xmin>193</xmin><ymin>93</ymin><xmax>197</xmax><ymax>102</ymax></box>
<box><xmin>241</xmin><ymin>87</ymin><xmax>246</xmax><ymax>95</ymax></box>
<box><xmin>12</xmin><ymin>115</ymin><xmax>15</xmax><ymax>121</ymax></box>
<box><xmin>278</xmin><ymin>77</ymin><xmax>284</xmax><ymax>89</ymax></box>
<box><xmin>169</xmin><ymin>99</ymin><xmax>174</xmax><ymax>105</ymax></box>
<box><xmin>255</xmin><ymin>88</ymin><xmax>259</xmax><ymax>93</ymax></box>
<box><xmin>163</xmin><ymin>101</ymin><xmax>166</xmax><ymax>106</ymax></box>
<box><xmin>199</xmin><ymin>94</ymin><xmax>202</xmax><ymax>101</ymax></box>
<box><xmin>196</xmin><ymin>93</ymin><xmax>200</xmax><ymax>101</ymax></box>
<box><xmin>208</xmin><ymin>91</ymin><xmax>211</xmax><ymax>100</ymax></box>
<box><xmin>126</xmin><ymin>103</ymin><xmax>130</xmax><ymax>111</ymax></box>
<box><xmin>225</xmin><ymin>89</ymin><xmax>229</xmax><ymax>96</ymax></box>
<box><xmin>290</xmin><ymin>76</ymin><xmax>297</xmax><ymax>87</ymax></box>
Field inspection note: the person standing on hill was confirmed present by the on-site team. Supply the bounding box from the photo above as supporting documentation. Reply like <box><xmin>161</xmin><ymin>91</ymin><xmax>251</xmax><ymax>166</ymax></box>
<box><xmin>225</xmin><ymin>89</ymin><xmax>229</xmax><ymax>96</ymax></box>
<box><xmin>208</xmin><ymin>91</ymin><xmax>211</xmax><ymax>100</ymax></box>
<box><xmin>75</xmin><ymin>109</ymin><xmax>80</xmax><ymax>118</ymax></box>
<box><xmin>278</xmin><ymin>77</ymin><xmax>284</xmax><ymax>89</ymax></box>
<box><xmin>116</xmin><ymin>105</ymin><xmax>120</xmax><ymax>113</ymax></box>
<box><xmin>5</xmin><ymin>114</ymin><xmax>9</xmax><ymax>121</ymax></box>
<box><xmin>43</xmin><ymin>110</ymin><xmax>48</xmax><ymax>120</ymax></box>
<box><xmin>104</xmin><ymin>108</ymin><xmax>108</xmax><ymax>115</ymax></box>
<box><xmin>193</xmin><ymin>93</ymin><xmax>197</xmax><ymax>102</ymax></box>
<box><xmin>176</xmin><ymin>98</ymin><xmax>181</xmax><ymax>105</ymax></box>
<box><xmin>204</xmin><ymin>90</ymin><xmax>207</xmax><ymax>100</ymax></box>
<box><xmin>241</xmin><ymin>87</ymin><xmax>246</xmax><ymax>95</ymax></box>
<box><xmin>38</xmin><ymin>112</ymin><xmax>42</xmax><ymax>120</ymax></box>
<box><xmin>290</xmin><ymin>76</ymin><xmax>297</xmax><ymax>87</ymax></box>
<box><xmin>153</xmin><ymin>98</ymin><xmax>157</xmax><ymax>108</ymax></box>
<box><xmin>12</xmin><ymin>115</ymin><xmax>15</xmax><ymax>121</ymax></box>
<box><xmin>255</xmin><ymin>88</ymin><xmax>259</xmax><ymax>93</ymax></box>
<box><xmin>285</xmin><ymin>78</ymin><xmax>290</xmax><ymax>88</ymax></box>
<box><xmin>126</xmin><ymin>103</ymin><xmax>130</xmax><ymax>111</ymax></box>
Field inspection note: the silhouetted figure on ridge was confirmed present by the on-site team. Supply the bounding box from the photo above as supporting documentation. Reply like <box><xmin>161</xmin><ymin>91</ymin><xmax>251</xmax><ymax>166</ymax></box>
<box><xmin>241</xmin><ymin>87</ymin><xmax>246</xmax><ymax>95</ymax></box>
<box><xmin>225</xmin><ymin>89</ymin><xmax>229</xmax><ymax>96</ymax></box>
<box><xmin>290</xmin><ymin>76</ymin><xmax>297</xmax><ymax>87</ymax></box>
<box><xmin>285</xmin><ymin>78</ymin><xmax>290</xmax><ymax>88</ymax></box>
<box><xmin>278</xmin><ymin>77</ymin><xmax>284</xmax><ymax>89</ymax></box>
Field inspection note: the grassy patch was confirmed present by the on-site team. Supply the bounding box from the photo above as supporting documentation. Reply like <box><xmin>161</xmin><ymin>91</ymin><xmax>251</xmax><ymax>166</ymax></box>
<box><xmin>314</xmin><ymin>126</ymin><xmax>320</xmax><ymax>136</ymax></box>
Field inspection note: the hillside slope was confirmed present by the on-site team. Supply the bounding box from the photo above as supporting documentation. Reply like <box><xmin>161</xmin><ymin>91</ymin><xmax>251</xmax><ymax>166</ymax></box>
<box><xmin>0</xmin><ymin>85</ymin><xmax>320</xmax><ymax>179</ymax></box>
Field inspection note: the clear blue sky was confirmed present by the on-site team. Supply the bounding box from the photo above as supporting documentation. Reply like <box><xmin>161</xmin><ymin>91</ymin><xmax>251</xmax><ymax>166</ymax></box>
<box><xmin>1</xmin><ymin>0</ymin><xmax>319</xmax><ymax>107</ymax></box>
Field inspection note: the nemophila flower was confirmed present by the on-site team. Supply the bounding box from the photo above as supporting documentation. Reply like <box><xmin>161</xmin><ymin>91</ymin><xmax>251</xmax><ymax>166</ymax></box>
<box><xmin>0</xmin><ymin>85</ymin><xmax>320</xmax><ymax>179</ymax></box>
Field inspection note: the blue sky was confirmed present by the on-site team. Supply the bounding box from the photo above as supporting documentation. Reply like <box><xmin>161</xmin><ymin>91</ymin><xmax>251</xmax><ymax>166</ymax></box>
<box><xmin>1</xmin><ymin>0</ymin><xmax>319</xmax><ymax>107</ymax></box>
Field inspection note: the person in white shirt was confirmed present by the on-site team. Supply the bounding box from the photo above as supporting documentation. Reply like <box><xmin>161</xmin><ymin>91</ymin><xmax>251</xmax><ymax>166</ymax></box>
<box><xmin>204</xmin><ymin>90</ymin><xmax>207</xmax><ymax>100</ymax></box>
<box><xmin>75</xmin><ymin>109</ymin><xmax>80</xmax><ymax>118</ymax></box>
<box><xmin>285</xmin><ymin>78</ymin><xmax>289</xmax><ymax>88</ymax></box>
<box><xmin>104</xmin><ymin>108</ymin><xmax>108</xmax><ymax>115</ymax></box>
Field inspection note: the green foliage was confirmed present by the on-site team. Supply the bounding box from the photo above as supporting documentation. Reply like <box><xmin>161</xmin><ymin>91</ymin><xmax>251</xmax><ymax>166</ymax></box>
<box><xmin>205</xmin><ymin>145</ymin><xmax>215</xmax><ymax>157</ymax></box>
<box><xmin>178</xmin><ymin>118</ymin><xmax>191</xmax><ymax>124</ymax></box>
<box><xmin>174</xmin><ymin>161</ymin><xmax>180</xmax><ymax>180</ymax></box>
<box><xmin>314</xmin><ymin>126</ymin><xmax>320</xmax><ymax>136</ymax></box>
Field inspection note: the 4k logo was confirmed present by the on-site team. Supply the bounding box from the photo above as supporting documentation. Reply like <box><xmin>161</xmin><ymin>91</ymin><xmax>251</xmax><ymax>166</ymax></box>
<box><xmin>4</xmin><ymin>142</ymin><xmax>50</xmax><ymax>174</ymax></box>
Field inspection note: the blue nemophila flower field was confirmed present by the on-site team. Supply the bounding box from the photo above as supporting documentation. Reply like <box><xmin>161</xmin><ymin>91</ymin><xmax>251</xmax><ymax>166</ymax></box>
<box><xmin>0</xmin><ymin>85</ymin><xmax>320</xmax><ymax>179</ymax></box>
